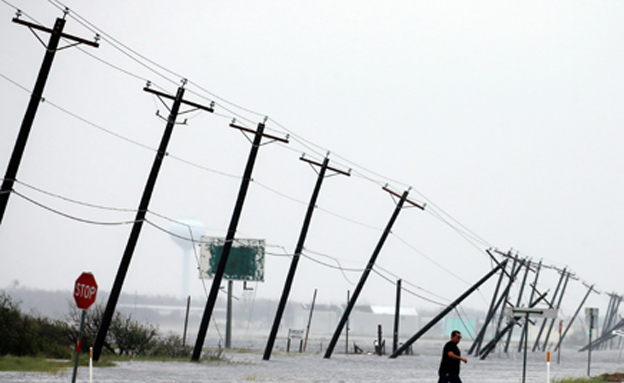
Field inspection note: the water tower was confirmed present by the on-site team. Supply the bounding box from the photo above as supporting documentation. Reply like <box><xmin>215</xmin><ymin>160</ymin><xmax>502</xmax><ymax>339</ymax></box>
<box><xmin>169</xmin><ymin>218</ymin><xmax>205</xmax><ymax>298</ymax></box>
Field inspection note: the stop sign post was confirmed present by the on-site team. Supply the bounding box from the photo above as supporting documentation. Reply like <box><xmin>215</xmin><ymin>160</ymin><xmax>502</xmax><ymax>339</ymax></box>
<box><xmin>72</xmin><ymin>272</ymin><xmax>97</xmax><ymax>383</ymax></box>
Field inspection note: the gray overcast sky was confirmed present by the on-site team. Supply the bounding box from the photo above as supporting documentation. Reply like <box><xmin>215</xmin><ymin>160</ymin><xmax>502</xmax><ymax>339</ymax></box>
<box><xmin>1</xmin><ymin>1</ymin><xmax>623</xmax><ymax>316</ymax></box>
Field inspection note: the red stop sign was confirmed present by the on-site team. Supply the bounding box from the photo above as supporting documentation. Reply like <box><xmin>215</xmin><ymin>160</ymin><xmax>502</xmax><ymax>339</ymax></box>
<box><xmin>74</xmin><ymin>272</ymin><xmax>98</xmax><ymax>310</ymax></box>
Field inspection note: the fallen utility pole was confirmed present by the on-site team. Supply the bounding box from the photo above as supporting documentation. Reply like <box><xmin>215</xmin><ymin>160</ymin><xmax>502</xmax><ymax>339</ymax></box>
<box><xmin>390</xmin><ymin>259</ymin><xmax>509</xmax><ymax>358</ymax></box>
<box><xmin>324</xmin><ymin>187</ymin><xmax>424</xmax><ymax>359</ymax></box>
<box><xmin>554</xmin><ymin>284</ymin><xmax>594</xmax><ymax>351</ymax></box>
<box><xmin>579</xmin><ymin>318</ymin><xmax>624</xmax><ymax>352</ymax></box>
<box><xmin>263</xmin><ymin>155</ymin><xmax>349</xmax><ymax>360</ymax></box>
<box><xmin>93</xmin><ymin>83</ymin><xmax>214</xmax><ymax>361</ymax></box>
<box><xmin>0</xmin><ymin>11</ymin><xmax>99</xmax><ymax>226</ymax></box>
<box><xmin>192</xmin><ymin>120</ymin><xmax>288</xmax><ymax>361</ymax></box>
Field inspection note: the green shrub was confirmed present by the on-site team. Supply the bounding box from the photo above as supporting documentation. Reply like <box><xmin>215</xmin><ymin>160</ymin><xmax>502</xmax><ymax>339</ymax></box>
<box><xmin>0</xmin><ymin>292</ymin><xmax>72</xmax><ymax>358</ymax></box>
<box><xmin>0</xmin><ymin>292</ymin><xmax>21</xmax><ymax>356</ymax></box>
<box><xmin>1</xmin><ymin>290</ymin><xmax>192</xmax><ymax>360</ymax></box>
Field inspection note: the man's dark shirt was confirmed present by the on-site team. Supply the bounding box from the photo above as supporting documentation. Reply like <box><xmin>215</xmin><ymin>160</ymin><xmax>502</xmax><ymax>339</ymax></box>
<box><xmin>438</xmin><ymin>340</ymin><xmax>461</xmax><ymax>375</ymax></box>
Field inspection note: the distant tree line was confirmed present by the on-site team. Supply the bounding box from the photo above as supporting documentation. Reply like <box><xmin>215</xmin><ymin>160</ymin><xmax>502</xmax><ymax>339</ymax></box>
<box><xmin>0</xmin><ymin>291</ymin><xmax>191</xmax><ymax>359</ymax></box>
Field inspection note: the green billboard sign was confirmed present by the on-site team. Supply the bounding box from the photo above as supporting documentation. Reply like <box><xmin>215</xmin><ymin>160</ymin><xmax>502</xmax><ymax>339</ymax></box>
<box><xmin>199</xmin><ymin>237</ymin><xmax>265</xmax><ymax>282</ymax></box>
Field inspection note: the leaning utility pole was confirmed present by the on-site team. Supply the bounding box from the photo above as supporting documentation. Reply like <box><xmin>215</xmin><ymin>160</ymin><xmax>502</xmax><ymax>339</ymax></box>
<box><xmin>93</xmin><ymin>82</ymin><xmax>214</xmax><ymax>361</ymax></box>
<box><xmin>542</xmin><ymin>270</ymin><xmax>571</xmax><ymax>350</ymax></box>
<box><xmin>324</xmin><ymin>187</ymin><xmax>424</xmax><ymax>359</ymax></box>
<box><xmin>554</xmin><ymin>284</ymin><xmax>594</xmax><ymax>351</ymax></box>
<box><xmin>390</xmin><ymin>260</ymin><xmax>509</xmax><ymax>358</ymax></box>
<box><xmin>263</xmin><ymin>155</ymin><xmax>349</xmax><ymax>360</ymax></box>
<box><xmin>393</xmin><ymin>279</ymin><xmax>402</xmax><ymax>354</ymax></box>
<box><xmin>478</xmin><ymin>291</ymin><xmax>548</xmax><ymax>360</ymax></box>
<box><xmin>191</xmin><ymin>120</ymin><xmax>289</xmax><ymax>361</ymax></box>
<box><xmin>0</xmin><ymin>10</ymin><xmax>99</xmax><ymax>226</ymax></box>
<box><xmin>504</xmin><ymin>258</ymin><xmax>530</xmax><ymax>353</ymax></box>
<box><xmin>518</xmin><ymin>260</ymin><xmax>542</xmax><ymax>352</ymax></box>
<box><xmin>533</xmin><ymin>268</ymin><xmax>566</xmax><ymax>352</ymax></box>
<box><xmin>470</xmin><ymin>255</ymin><xmax>523</xmax><ymax>357</ymax></box>
<box><xmin>469</xmin><ymin>254</ymin><xmax>507</xmax><ymax>355</ymax></box>
<box><xmin>303</xmin><ymin>288</ymin><xmax>318</xmax><ymax>352</ymax></box>
<box><xmin>492</xmin><ymin>255</ymin><xmax>518</xmax><ymax>344</ymax></box>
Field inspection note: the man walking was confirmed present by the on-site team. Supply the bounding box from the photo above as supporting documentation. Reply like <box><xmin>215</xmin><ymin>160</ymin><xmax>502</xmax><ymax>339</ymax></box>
<box><xmin>438</xmin><ymin>330</ymin><xmax>467</xmax><ymax>383</ymax></box>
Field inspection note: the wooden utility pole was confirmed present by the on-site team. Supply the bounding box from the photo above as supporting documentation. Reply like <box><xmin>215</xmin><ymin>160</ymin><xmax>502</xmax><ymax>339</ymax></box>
<box><xmin>504</xmin><ymin>259</ymin><xmax>530</xmax><ymax>352</ymax></box>
<box><xmin>191</xmin><ymin>120</ymin><xmax>288</xmax><ymax>361</ymax></box>
<box><xmin>303</xmin><ymin>288</ymin><xmax>317</xmax><ymax>352</ymax></box>
<box><xmin>469</xmin><ymin>254</ymin><xmax>506</xmax><ymax>355</ymax></box>
<box><xmin>393</xmin><ymin>279</ymin><xmax>401</xmax><ymax>354</ymax></box>
<box><xmin>554</xmin><ymin>284</ymin><xmax>594</xmax><ymax>351</ymax></box>
<box><xmin>0</xmin><ymin>11</ymin><xmax>99</xmax><ymax>226</ymax></box>
<box><xmin>263</xmin><ymin>155</ymin><xmax>349</xmax><ymax>360</ymax></box>
<box><xmin>324</xmin><ymin>187</ymin><xmax>424</xmax><ymax>359</ymax></box>
<box><xmin>542</xmin><ymin>270</ymin><xmax>571</xmax><ymax>350</ymax></box>
<box><xmin>518</xmin><ymin>260</ymin><xmax>542</xmax><ymax>352</ymax></box>
<box><xmin>533</xmin><ymin>268</ymin><xmax>567</xmax><ymax>352</ymax></box>
<box><xmin>93</xmin><ymin>83</ymin><xmax>214</xmax><ymax>361</ymax></box>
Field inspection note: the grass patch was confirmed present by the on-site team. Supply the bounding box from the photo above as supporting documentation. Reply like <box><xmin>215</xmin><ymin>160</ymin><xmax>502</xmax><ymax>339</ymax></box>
<box><xmin>0</xmin><ymin>354</ymin><xmax>117</xmax><ymax>373</ymax></box>
<box><xmin>0</xmin><ymin>355</ymin><xmax>69</xmax><ymax>373</ymax></box>
<box><xmin>95</xmin><ymin>354</ymin><xmax>189</xmax><ymax>363</ymax></box>
<box><xmin>0</xmin><ymin>350</ymin><xmax>233</xmax><ymax>373</ymax></box>
<box><xmin>201</xmin><ymin>348</ymin><xmax>231</xmax><ymax>364</ymax></box>
<box><xmin>554</xmin><ymin>374</ymin><xmax>624</xmax><ymax>383</ymax></box>
<box><xmin>555</xmin><ymin>373</ymin><xmax>624</xmax><ymax>383</ymax></box>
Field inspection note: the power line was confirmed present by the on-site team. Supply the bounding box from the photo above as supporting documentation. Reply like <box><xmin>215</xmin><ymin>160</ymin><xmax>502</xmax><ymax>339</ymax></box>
<box><xmin>391</xmin><ymin>232</ymin><xmax>471</xmax><ymax>285</ymax></box>
<box><xmin>47</xmin><ymin>0</ymin><xmax>180</xmax><ymax>88</ymax></box>
<box><xmin>8</xmin><ymin>177</ymin><xmax>601</xmax><ymax>307</ymax></box>
<box><xmin>14</xmin><ymin>179</ymin><xmax>137</xmax><ymax>212</ymax></box>
<box><xmin>12</xmin><ymin>190</ymin><xmax>138</xmax><ymax>226</ymax></box>
<box><xmin>371</xmin><ymin>267</ymin><xmax>446</xmax><ymax>306</ymax></box>
<box><xmin>374</xmin><ymin>263</ymin><xmax>451</xmax><ymax>303</ymax></box>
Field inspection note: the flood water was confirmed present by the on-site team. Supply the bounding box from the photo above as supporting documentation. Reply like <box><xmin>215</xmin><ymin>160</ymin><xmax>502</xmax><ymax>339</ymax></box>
<box><xmin>2</xmin><ymin>340</ymin><xmax>622</xmax><ymax>382</ymax></box>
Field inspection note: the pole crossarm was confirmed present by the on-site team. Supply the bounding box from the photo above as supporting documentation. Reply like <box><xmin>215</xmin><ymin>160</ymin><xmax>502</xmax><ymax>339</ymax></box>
<box><xmin>143</xmin><ymin>87</ymin><xmax>214</xmax><ymax>113</ymax></box>
<box><xmin>299</xmin><ymin>156</ymin><xmax>351</xmax><ymax>176</ymax></box>
<box><xmin>230</xmin><ymin>123</ymin><xmax>289</xmax><ymax>144</ymax></box>
<box><xmin>382</xmin><ymin>186</ymin><xmax>424</xmax><ymax>210</ymax></box>
<box><xmin>487</xmin><ymin>249</ymin><xmax>514</xmax><ymax>279</ymax></box>
<box><xmin>12</xmin><ymin>17</ymin><xmax>99</xmax><ymax>48</ymax></box>
<box><xmin>492</xmin><ymin>249</ymin><xmax>553</xmax><ymax>309</ymax></box>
